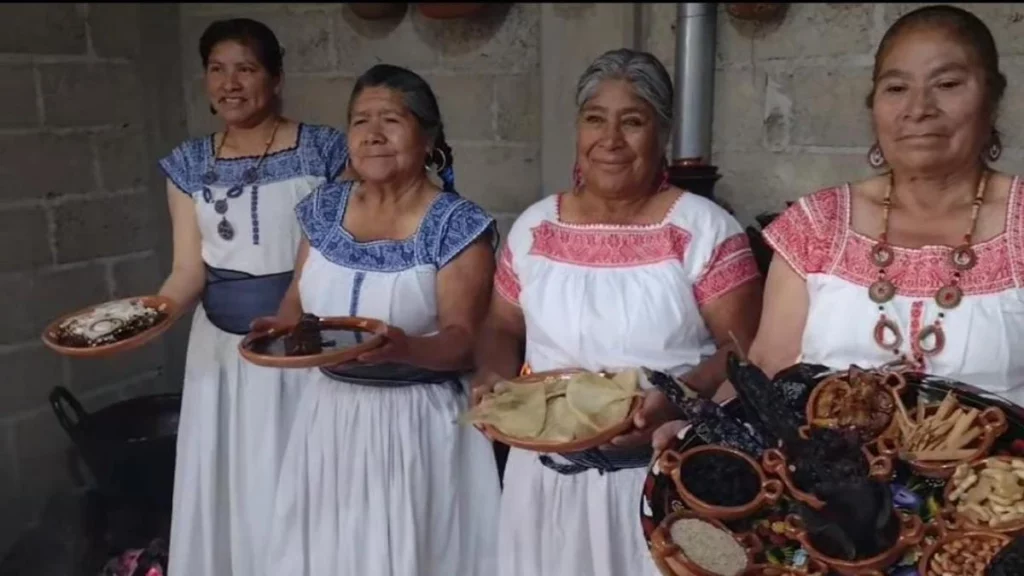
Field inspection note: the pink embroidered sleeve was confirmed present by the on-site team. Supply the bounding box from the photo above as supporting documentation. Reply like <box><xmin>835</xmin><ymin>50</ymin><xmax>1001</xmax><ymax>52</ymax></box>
<box><xmin>494</xmin><ymin>243</ymin><xmax>521</xmax><ymax>305</ymax></box>
<box><xmin>693</xmin><ymin>233</ymin><xmax>761</xmax><ymax>305</ymax></box>
<box><xmin>761</xmin><ymin>191</ymin><xmax>841</xmax><ymax>279</ymax></box>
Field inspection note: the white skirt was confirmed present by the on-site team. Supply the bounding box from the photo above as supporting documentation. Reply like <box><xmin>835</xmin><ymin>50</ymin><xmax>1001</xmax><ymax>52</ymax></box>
<box><xmin>168</xmin><ymin>306</ymin><xmax>302</xmax><ymax>576</ymax></box>
<box><xmin>498</xmin><ymin>448</ymin><xmax>659</xmax><ymax>576</ymax></box>
<box><xmin>267</xmin><ymin>374</ymin><xmax>501</xmax><ymax>576</ymax></box>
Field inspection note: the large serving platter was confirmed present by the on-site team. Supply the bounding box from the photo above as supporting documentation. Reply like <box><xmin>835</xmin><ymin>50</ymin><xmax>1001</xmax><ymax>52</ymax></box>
<box><xmin>640</xmin><ymin>365</ymin><xmax>1024</xmax><ymax>574</ymax></box>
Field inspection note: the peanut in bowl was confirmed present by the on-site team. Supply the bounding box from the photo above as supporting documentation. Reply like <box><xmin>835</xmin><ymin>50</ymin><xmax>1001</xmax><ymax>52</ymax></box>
<box><xmin>916</xmin><ymin>521</ymin><xmax>1011</xmax><ymax>576</ymax></box>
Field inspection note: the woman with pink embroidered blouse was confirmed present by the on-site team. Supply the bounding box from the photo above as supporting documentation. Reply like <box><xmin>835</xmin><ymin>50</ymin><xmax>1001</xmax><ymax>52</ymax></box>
<box><xmin>748</xmin><ymin>6</ymin><xmax>1024</xmax><ymax>405</ymax></box>
<box><xmin>471</xmin><ymin>48</ymin><xmax>763</xmax><ymax>576</ymax></box>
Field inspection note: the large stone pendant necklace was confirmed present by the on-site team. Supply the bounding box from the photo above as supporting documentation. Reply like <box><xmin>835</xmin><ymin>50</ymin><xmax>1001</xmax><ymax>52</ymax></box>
<box><xmin>869</xmin><ymin>170</ymin><xmax>988</xmax><ymax>368</ymax></box>
<box><xmin>200</xmin><ymin>119</ymin><xmax>281</xmax><ymax>241</ymax></box>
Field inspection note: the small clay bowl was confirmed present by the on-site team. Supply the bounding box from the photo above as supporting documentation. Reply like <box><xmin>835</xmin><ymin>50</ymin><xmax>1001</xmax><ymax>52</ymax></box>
<box><xmin>801</xmin><ymin>370</ymin><xmax>906</xmax><ymax>443</ymax></box>
<box><xmin>941</xmin><ymin>456</ymin><xmax>1024</xmax><ymax>534</ymax></box>
<box><xmin>740</xmin><ymin>558</ymin><xmax>829</xmax><ymax>576</ymax></box>
<box><xmin>876</xmin><ymin>405</ymin><xmax>1008</xmax><ymax>479</ymax></box>
<box><xmin>916</xmin><ymin>518</ymin><xmax>1011</xmax><ymax>576</ymax></box>
<box><xmin>782</xmin><ymin>510</ymin><xmax>924</xmax><ymax>576</ymax></box>
<box><xmin>650</xmin><ymin>508</ymin><xmax>763</xmax><ymax>576</ymax></box>
<box><xmin>761</xmin><ymin>447</ymin><xmax>893</xmax><ymax>510</ymax></box>
<box><xmin>660</xmin><ymin>445</ymin><xmax>783</xmax><ymax>522</ymax></box>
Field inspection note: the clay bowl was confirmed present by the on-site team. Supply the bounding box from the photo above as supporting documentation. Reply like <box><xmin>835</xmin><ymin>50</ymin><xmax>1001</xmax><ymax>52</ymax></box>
<box><xmin>801</xmin><ymin>370</ymin><xmax>906</xmax><ymax>443</ymax></box>
<box><xmin>782</xmin><ymin>510</ymin><xmax>924</xmax><ymax>576</ymax></box>
<box><xmin>650</xmin><ymin>508</ymin><xmax>763</xmax><ymax>576</ymax></box>
<box><xmin>348</xmin><ymin>3</ymin><xmax>407</xmax><ymax>19</ymax></box>
<box><xmin>477</xmin><ymin>369</ymin><xmax>643</xmax><ymax>454</ymax></box>
<box><xmin>418</xmin><ymin>3</ymin><xmax>488</xmax><ymax>19</ymax></box>
<box><xmin>740</xmin><ymin>558</ymin><xmax>829</xmax><ymax>576</ymax></box>
<box><xmin>761</xmin><ymin>447</ymin><xmax>892</xmax><ymax>510</ymax></box>
<box><xmin>941</xmin><ymin>456</ymin><xmax>1024</xmax><ymax>534</ymax></box>
<box><xmin>659</xmin><ymin>445</ymin><xmax>783</xmax><ymax>522</ymax></box>
<box><xmin>238</xmin><ymin>315</ymin><xmax>387</xmax><ymax>369</ymax></box>
<box><xmin>42</xmin><ymin>295</ymin><xmax>178</xmax><ymax>358</ymax></box>
<box><xmin>875</xmin><ymin>404</ymin><xmax>1008</xmax><ymax>479</ymax></box>
<box><xmin>916</xmin><ymin>517</ymin><xmax>1011</xmax><ymax>576</ymax></box>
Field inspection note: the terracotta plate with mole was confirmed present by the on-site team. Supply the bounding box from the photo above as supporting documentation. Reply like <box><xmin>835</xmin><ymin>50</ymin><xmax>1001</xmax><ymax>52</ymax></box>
<box><xmin>239</xmin><ymin>314</ymin><xmax>387</xmax><ymax>369</ymax></box>
<box><xmin>42</xmin><ymin>295</ymin><xmax>177</xmax><ymax>358</ymax></box>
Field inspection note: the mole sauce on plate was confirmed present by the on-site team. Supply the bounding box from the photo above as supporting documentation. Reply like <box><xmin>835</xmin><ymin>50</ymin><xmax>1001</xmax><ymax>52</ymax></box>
<box><xmin>681</xmin><ymin>451</ymin><xmax>760</xmax><ymax>507</ymax></box>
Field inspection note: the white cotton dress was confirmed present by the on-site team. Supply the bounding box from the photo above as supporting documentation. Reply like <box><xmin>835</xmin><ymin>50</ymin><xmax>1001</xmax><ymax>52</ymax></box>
<box><xmin>158</xmin><ymin>124</ymin><xmax>348</xmax><ymax>576</ymax></box>
<box><xmin>266</xmin><ymin>181</ymin><xmax>502</xmax><ymax>576</ymax></box>
<box><xmin>494</xmin><ymin>192</ymin><xmax>761</xmax><ymax>576</ymax></box>
<box><xmin>763</xmin><ymin>179</ymin><xmax>1024</xmax><ymax>405</ymax></box>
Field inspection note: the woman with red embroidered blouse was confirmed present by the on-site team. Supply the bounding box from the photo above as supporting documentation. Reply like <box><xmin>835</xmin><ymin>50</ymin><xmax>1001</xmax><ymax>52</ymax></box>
<box><xmin>748</xmin><ymin>6</ymin><xmax>1024</xmax><ymax>405</ymax></box>
<box><xmin>471</xmin><ymin>48</ymin><xmax>763</xmax><ymax>576</ymax></box>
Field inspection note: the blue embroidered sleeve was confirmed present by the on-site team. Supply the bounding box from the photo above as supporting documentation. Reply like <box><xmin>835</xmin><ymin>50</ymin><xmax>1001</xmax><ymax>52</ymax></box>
<box><xmin>435</xmin><ymin>199</ymin><xmax>497</xmax><ymax>268</ymax></box>
<box><xmin>296</xmin><ymin>181</ymin><xmax>346</xmax><ymax>250</ymax></box>
<box><xmin>158</xmin><ymin>139</ymin><xmax>201</xmax><ymax>196</ymax></box>
<box><xmin>321</xmin><ymin>127</ymin><xmax>349</xmax><ymax>181</ymax></box>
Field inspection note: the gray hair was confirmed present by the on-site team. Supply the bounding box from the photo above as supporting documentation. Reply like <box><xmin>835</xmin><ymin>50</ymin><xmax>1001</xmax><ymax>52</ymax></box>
<box><xmin>575</xmin><ymin>48</ymin><xmax>674</xmax><ymax>149</ymax></box>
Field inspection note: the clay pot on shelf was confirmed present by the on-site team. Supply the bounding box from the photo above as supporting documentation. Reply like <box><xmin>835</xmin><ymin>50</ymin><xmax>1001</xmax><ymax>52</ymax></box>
<box><xmin>349</xmin><ymin>3</ymin><xmax>407</xmax><ymax>20</ymax></box>
<box><xmin>418</xmin><ymin>3</ymin><xmax>488</xmax><ymax>20</ymax></box>
<box><xmin>726</xmin><ymin>3</ymin><xmax>788</xmax><ymax>23</ymax></box>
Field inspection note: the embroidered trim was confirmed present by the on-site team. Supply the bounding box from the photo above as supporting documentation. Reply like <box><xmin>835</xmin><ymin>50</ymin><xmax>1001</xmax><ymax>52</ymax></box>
<box><xmin>297</xmin><ymin>181</ymin><xmax>496</xmax><ymax>273</ymax></box>
<box><xmin>694</xmin><ymin>233</ymin><xmax>761</xmax><ymax>305</ymax></box>
<box><xmin>764</xmin><ymin>180</ymin><xmax>1024</xmax><ymax>297</ymax></box>
<box><xmin>528</xmin><ymin>220</ymin><xmax>691</xmax><ymax>268</ymax></box>
<box><xmin>495</xmin><ymin>244</ymin><xmax>521</xmax><ymax>304</ymax></box>
<box><xmin>350</xmin><ymin>271</ymin><xmax>366</xmax><ymax>343</ymax></box>
<box><xmin>157</xmin><ymin>124</ymin><xmax>348</xmax><ymax>196</ymax></box>
<box><xmin>250</xmin><ymin>185</ymin><xmax>260</xmax><ymax>245</ymax></box>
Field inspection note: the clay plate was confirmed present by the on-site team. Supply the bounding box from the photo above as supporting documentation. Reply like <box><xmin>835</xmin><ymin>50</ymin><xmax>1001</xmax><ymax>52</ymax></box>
<box><xmin>941</xmin><ymin>456</ymin><xmax>1024</xmax><ymax>534</ymax></box>
<box><xmin>876</xmin><ymin>403</ymin><xmax>1007</xmax><ymax>479</ymax></box>
<box><xmin>660</xmin><ymin>444</ymin><xmax>784</xmax><ymax>522</ymax></box>
<box><xmin>761</xmin><ymin>447</ymin><xmax>893</xmax><ymax>510</ymax></box>
<box><xmin>650</xmin><ymin>508</ymin><xmax>763</xmax><ymax>576</ymax></box>
<box><xmin>782</xmin><ymin>510</ymin><xmax>923</xmax><ymax>576</ymax></box>
<box><xmin>478</xmin><ymin>369</ymin><xmax>643</xmax><ymax>454</ymax></box>
<box><xmin>42</xmin><ymin>295</ymin><xmax>177</xmax><ymax>358</ymax></box>
<box><xmin>802</xmin><ymin>369</ymin><xmax>906</xmax><ymax>443</ymax></box>
<box><xmin>239</xmin><ymin>315</ymin><xmax>387</xmax><ymax>369</ymax></box>
<box><xmin>915</xmin><ymin>519</ymin><xmax>1011</xmax><ymax>576</ymax></box>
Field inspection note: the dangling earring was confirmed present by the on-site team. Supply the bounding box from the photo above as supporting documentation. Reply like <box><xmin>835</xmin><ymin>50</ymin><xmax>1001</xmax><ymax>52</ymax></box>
<box><xmin>572</xmin><ymin>162</ymin><xmax>583</xmax><ymax>192</ymax></box>
<box><xmin>867</xmin><ymin>143</ymin><xmax>886</xmax><ymax>169</ymax></box>
<box><xmin>986</xmin><ymin>130</ymin><xmax>1002</xmax><ymax>163</ymax></box>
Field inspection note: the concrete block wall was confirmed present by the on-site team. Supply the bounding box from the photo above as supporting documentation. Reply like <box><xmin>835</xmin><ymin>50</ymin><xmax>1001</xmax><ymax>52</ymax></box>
<box><xmin>645</xmin><ymin>3</ymin><xmax>1024</xmax><ymax>224</ymax></box>
<box><xmin>0</xmin><ymin>3</ymin><xmax>184</xmax><ymax>557</ymax></box>
<box><xmin>178</xmin><ymin>2</ymin><xmax>543</xmax><ymax>240</ymax></box>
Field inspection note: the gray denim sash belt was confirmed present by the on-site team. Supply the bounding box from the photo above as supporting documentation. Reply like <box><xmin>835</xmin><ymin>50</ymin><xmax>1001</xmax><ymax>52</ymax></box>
<box><xmin>201</xmin><ymin>265</ymin><xmax>293</xmax><ymax>335</ymax></box>
<box><xmin>320</xmin><ymin>363</ymin><xmax>463</xmax><ymax>392</ymax></box>
<box><xmin>539</xmin><ymin>445</ymin><xmax>653</xmax><ymax>475</ymax></box>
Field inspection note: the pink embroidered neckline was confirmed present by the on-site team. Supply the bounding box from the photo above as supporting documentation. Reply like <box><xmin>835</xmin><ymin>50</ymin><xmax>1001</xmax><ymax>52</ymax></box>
<box><xmin>553</xmin><ymin>191</ymin><xmax>686</xmax><ymax>230</ymax></box>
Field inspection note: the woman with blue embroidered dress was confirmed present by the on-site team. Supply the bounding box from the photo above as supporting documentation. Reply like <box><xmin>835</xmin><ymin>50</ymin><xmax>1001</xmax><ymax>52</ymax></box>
<box><xmin>471</xmin><ymin>49</ymin><xmax>763</xmax><ymax>576</ymax></box>
<box><xmin>261</xmin><ymin>64</ymin><xmax>501</xmax><ymax>575</ymax></box>
<box><xmin>156</xmin><ymin>18</ymin><xmax>349</xmax><ymax>576</ymax></box>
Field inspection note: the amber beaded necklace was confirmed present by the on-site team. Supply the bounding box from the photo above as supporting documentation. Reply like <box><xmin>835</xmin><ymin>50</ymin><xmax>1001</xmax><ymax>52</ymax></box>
<box><xmin>869</xmin><ymin>170</ymin><xmax>989</xmax><ymax>367</ymax></box>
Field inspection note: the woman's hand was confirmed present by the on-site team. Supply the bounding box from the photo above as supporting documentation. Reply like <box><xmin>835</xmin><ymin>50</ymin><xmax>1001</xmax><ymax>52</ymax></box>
<box><xmin>470</xmin><ymin>370</ymin><xmax>507</xmax><ymax>407</ymax></box>
<box><xmin>652</xmin><ymin>420</ymin><xmax>689</xmax><ymax>452</ymax></box>
<box><xmin>607</xmin><ymin>389</ymin><xmax>681</xmax><ymax>449</ymax></box>
<box><xmin>356</xmin><ymin>325</ymin><xmax>413</xmax><ymax>365</ymax></box>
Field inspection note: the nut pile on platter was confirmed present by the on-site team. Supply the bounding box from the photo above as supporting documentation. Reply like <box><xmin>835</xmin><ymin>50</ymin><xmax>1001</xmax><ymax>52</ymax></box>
<box><xmin>640</xmin><ymin>360</ymin><xmax>1024</xmax><ymax>576</ymax></box>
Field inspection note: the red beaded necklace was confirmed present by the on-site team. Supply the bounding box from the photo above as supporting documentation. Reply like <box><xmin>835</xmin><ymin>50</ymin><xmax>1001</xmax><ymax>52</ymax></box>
<box><xmin>868</xmin><ymin>170</ymin><xmax>989</xmax><ymax>368</ymax></box>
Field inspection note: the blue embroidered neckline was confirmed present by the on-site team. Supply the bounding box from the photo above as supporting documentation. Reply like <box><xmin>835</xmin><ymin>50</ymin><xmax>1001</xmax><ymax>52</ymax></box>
<box><xmin>298</xmin><ymin>181</ymin><xmax>496</xmax><ymax>273</ymax></box>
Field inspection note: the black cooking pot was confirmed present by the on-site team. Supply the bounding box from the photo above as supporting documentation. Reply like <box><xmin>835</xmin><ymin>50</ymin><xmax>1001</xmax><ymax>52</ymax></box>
<box><xmin>49</xmin><ymin>386</ymin><xmax>180</xmax><ymax>513</ymax></box>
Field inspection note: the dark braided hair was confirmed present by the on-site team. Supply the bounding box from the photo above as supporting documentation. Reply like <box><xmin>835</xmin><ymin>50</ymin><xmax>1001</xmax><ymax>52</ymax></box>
<box><xmin>348</xmin><ymin>64</ymin><xmax>456</xmax><ymax>193</ymax></box>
